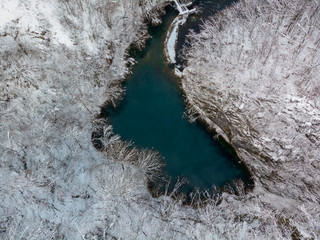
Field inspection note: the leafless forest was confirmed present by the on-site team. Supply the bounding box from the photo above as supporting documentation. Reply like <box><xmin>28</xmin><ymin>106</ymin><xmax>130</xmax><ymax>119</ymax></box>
<box><xmin>182</xmin><ymin>0</ymin><xmax>320</xmax><ymax>238</ymax></box>
<box><xmin>0</xmin><ymin>0</ymin><xmax>319</xmax><ymax>239</ymax></box>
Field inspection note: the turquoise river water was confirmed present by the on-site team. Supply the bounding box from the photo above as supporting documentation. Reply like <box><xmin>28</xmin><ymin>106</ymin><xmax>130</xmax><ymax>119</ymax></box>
<box><xmin>106</xmin><ymin>1</ymin><xmax>252</xmax><ymax>194</ymax></box>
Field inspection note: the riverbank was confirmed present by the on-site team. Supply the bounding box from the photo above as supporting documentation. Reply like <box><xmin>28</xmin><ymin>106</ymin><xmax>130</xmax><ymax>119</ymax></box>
<box><xmin>164</xmin><ymin>1</ymin><xmax>196</xmax><ymax>64</ymax></box>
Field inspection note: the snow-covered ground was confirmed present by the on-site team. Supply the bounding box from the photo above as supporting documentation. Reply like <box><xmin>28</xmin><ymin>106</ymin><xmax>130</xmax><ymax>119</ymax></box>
<box><xmin>165</xmin><ymin>15</ymin><xmax>188</xmax><ymax>64</ymax></box>
<box><xmin>1</xmin><ymin>0</ymin><xmax>319</xmax><ymax>238</ymax></box>
<box><xmin>164</xmin><ymin>1</ymin><xmax>195</xmax><ymax>64</ymax></box>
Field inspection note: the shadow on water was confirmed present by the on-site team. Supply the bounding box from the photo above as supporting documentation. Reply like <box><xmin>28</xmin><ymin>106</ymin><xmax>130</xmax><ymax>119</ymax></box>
<box><xmin>100</xmin><ymin>1</ymin><xmax>253</xmax><ymax>198</ymax></box>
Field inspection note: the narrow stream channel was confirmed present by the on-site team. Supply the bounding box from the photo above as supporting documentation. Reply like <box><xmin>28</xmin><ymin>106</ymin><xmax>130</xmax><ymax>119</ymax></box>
<box><xmin>104</xmin><ymin>1</ymin><xmax>252</xmax><ymax>195</ymax></box>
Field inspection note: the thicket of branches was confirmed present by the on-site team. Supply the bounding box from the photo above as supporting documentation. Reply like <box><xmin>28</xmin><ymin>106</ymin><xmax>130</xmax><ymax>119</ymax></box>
<box><xmin>0</xmin><ymin>0</ymin><xmax>169</xmax><ymax>238</ymax></box>
<box><xmin>181</xmin><ymin>0</ymin><xmax>320</xmax><ymax>238</ymax></box>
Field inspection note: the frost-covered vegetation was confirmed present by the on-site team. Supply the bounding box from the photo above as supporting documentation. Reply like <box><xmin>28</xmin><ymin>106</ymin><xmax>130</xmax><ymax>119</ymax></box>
<box><xmin>0</xmin><ymin>0</ymin><xmax>170</xmax><ymax>238</ymax></box>
<box><xmin>182</xmin><ymin>0</ymin><xmax>320</xmax><ymax>238</ymax></box>
<box><xmin>1</xmin><ymin>0</ymin><xmax>319</xmax><ymax>239</ymax></box>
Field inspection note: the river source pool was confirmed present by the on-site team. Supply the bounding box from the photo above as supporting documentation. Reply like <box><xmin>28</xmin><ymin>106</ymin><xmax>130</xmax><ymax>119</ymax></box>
<box><xmin>106</xmin><ymin>2</ymin><xmax>251</xmax><ymax>194</ymax></box>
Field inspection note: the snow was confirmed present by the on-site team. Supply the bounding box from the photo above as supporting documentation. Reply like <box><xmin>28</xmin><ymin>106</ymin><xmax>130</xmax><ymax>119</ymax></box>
<box><xmin>0</xmin><ymin>0</ymin><xmax>18</xmax><ymax>28</ymax></box>
<box><xmin>165</xmin><ymin>0</ymin><xmax>195</xmax><ymax>64</ymax></box>
<box><xmin>165</xmin><ymin>15</ymin><xmax>187</xmax><ymax>63</ymax></box>
<box><xmin>37</xmin><ymin>1</ymin><xmax>74</xmax><ymax>47</ymax></box>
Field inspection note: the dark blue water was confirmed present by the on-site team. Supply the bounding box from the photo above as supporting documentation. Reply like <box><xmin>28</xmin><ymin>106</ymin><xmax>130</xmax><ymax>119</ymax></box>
<box><xmin>106</xmin><ymin>1</ymin><xmax>251</xmax><ymax>194</ymax></box>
